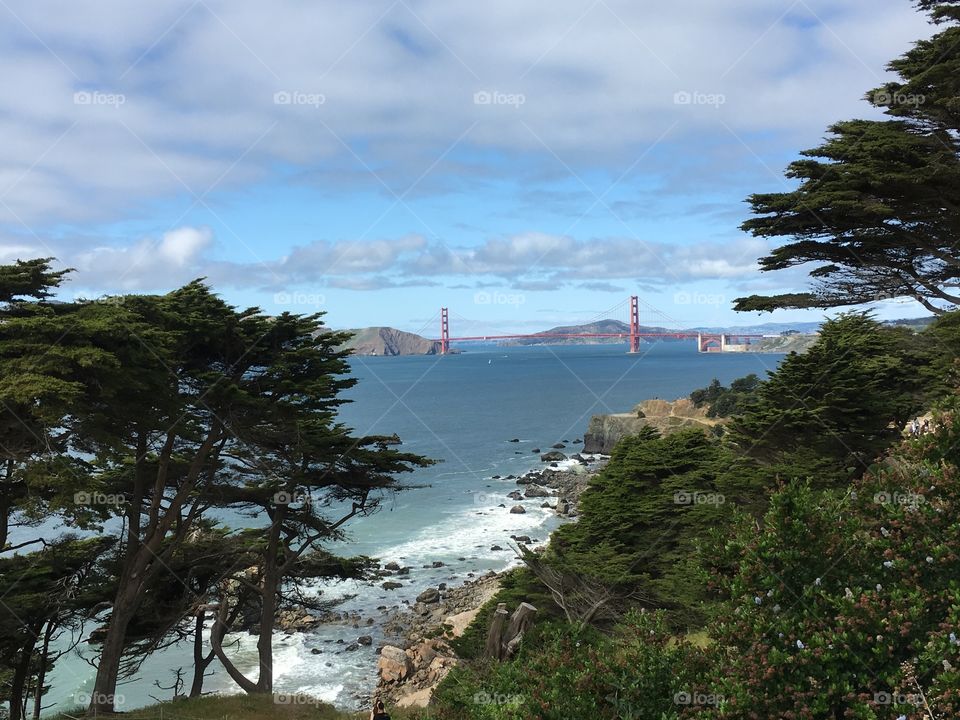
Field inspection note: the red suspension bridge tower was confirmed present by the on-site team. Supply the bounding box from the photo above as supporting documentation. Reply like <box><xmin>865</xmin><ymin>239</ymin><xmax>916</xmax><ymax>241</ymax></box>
<box><xmin>628</xmin><ymin>295</ymin><xmax>640</xmax><ymax>354</ymax></box>
<box><xmin>440</xmin><ymin>307</ymin><xmax>450</xmax><ymax>355</ymax></box>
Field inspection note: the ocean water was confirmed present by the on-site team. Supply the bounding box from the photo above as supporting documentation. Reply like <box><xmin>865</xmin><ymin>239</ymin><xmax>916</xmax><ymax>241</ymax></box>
<box><xmin>40</xmin><ymin>341</ymin><xmax>784</xmax><ymax>713</ymax></box>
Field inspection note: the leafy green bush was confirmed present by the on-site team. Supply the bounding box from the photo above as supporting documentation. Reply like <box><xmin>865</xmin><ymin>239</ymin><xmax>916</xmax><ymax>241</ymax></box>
<box><xmin>430</xmin><ymin>612</ymin><xmax>708</xmax><ymax>720</ymax></box>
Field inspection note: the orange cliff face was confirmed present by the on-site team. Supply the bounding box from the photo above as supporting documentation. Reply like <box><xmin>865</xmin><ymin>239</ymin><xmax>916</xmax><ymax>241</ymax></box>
<box><xmin>582</xmin><ymin>398</ymin><xmax>722</xmax><ymax>454</ymax></box>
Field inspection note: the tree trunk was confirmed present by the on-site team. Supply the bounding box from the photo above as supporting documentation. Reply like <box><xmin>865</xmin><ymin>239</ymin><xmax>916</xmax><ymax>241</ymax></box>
<box><xmin>31</xmin><ymin>620</ymin><xmax>55</xmax><ymax>720</ymax></box>
<box><xmin>210</xmin><ymin>589</ymin><xmax>259</xmax><ymax>694</ymax></box>
<box><xmin>189</xmin><ymin>610</ymin><xmax>215</xmax><ymax>698</ymax></box>
<box><xmin>502</xmin><ymin>603</ymin><xmax>537</xmax><ymax>658</ymax></box>
<box><xmin>255</xmin><ymin>512</ymin><xmax>284</xmax><ymax>693</ymax></box>
<box><xmin>8</xmin><ymin>625</ymin><xmax>39</xmax><ymax>720</ymax></box>
<box><xmin>89</xmin><ymin>595</ymin><xmax>137</xmax><ymax>713</ymax></box>
<box><xmin>484</xmin><ymin>604</ymin><xmax>509</xmax><ymax>660</ymax></box>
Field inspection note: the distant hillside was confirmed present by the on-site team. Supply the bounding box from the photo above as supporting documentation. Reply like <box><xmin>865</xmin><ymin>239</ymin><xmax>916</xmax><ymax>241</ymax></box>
<box><xmin>755</xmin><ymin>333</ymin><xmax>820</xmax><ymax>354</ymax></box>
<box><xmin>507</xmin><ymin>319</ymin><xmax>678</xmax><ymax>346</ymax></box>
<box><xmin>338</xmin><ymin>327</ymin><xmax>444</xmax><ymax>356</ymax></box>
<box><xmin>885</xmin><ymin>316</ymin><xmax>936</xmax><ymax>329</ymax></box>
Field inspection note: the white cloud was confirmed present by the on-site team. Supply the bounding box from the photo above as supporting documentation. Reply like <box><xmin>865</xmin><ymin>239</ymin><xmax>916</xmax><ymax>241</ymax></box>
<box><xmin>0</xmin><ymin>0</ymin><xmax>933</xmax><ymax>227</ymax></box>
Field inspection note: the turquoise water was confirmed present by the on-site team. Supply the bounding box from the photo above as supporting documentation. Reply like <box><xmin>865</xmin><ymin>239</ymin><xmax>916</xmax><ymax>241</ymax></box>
<box><xmin>41</xmin><ymin>341</ymin><xmax>784</xmax><ymax>712</ymax></box>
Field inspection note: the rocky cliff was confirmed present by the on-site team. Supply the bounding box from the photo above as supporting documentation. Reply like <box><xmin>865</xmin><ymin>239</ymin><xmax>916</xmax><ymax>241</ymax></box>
<box><xmin>340</xmin><ymin>327</ymin><xmax>444</xmax><ymax>356</ymax></box>
<box><xmin>582</xmin><ymin>398</ymin><xmax>721</xmax><ymax>454</ymax></box>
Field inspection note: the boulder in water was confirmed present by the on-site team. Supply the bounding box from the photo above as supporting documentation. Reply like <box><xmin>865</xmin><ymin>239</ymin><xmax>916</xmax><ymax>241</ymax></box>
<box><xmin>416</xmin><ymin>588</ymin><xmax>441</xmax><ymax>604</ymax></box>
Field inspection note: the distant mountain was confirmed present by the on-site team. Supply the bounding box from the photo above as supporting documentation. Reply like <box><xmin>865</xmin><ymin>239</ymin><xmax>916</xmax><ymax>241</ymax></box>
<box><xmin>507</xmin><ymin>319</ymin><xmax>677</xmax><ymax>346</ymax></box>
<box><xmin>690</xmin><ymin>321</ymin><xmax>823</xmax><ymax>334</ymax></box>
<box><xmin>338</xmin><ymin>327</ymin><xmax>445</xmax><ymax>356</ymax></box>
<box><xmin>506</xmin><ymin>319</ymin><xmax>820</xmax><ymax>346</ymax></box>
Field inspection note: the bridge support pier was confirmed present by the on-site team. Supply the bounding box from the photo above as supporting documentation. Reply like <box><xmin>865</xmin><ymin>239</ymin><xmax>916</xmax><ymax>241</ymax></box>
<box><xmin>628</xmin><ymin>296</ymin><xmax>640</xmax><ymax>353</ymax></box>
<box><xmin>440</xmin><ymin>307</ymin><xmax>450</xmax><ymax>355</ymax></box>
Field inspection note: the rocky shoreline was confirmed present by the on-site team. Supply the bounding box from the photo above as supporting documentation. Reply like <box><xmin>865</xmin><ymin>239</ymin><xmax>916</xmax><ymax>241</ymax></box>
<box><xmin>368</xmin><ymin>455</ymin><xmax>605</xmax><ymax>709</ymax></box>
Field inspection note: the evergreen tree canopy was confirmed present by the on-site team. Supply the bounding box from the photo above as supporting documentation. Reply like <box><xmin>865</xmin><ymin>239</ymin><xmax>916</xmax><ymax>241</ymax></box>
<box><xmin>724</xmin><ymin>314</ymin><xmax>926</xmax><ymax>483</ymax></box>
<box><xmin>734</xmin><ymin>3</ymin><xmax>960</xmax><ymax>315</ymax></box>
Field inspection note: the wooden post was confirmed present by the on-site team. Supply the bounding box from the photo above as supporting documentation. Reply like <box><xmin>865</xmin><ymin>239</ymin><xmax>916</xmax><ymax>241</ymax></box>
<box><xmin>484</xmin><ymin>603</ymin><xmax>509</xmax><ymax>660</ymax></box>
<box><xmin>502</xmin><ymin>603</ymin><xmax>537</xmax><ymax>658</ymax></box>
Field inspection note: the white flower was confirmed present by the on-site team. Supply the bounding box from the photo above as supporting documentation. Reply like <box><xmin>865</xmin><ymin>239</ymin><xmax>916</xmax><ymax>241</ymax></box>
<box><xmin>844</xmin><ymin>587</ymin><xmax>854</xmax><ymax>599</ymax></box>
<box><xmin>814</xmin><ymin>577</ymin><xmax>821</xmax><ymax>586</ymax></box>
<box><xmin>950</xmin><ymin>632</ymin><xmax>958</xmax><ymax>645</ymax></box>
<box><xmin>773</xmin><ymin>604</ymin><xmax>781</xmax><ymax>613</ymax></box>
<box><xmin>927</xmin><ymin>556</ymin><xmax>934</xmax><ymax>564</ymax></box>
<box><xmin>796</xmin><ymin>640</ymin><xmax>805</xmax><ymax>650</ymax></box>
<box><xmin>876</xmin><ymin>584</ymin><xmax>883</xmax><ymax>592</ymax></box>
<box><xmin>754</xmin><ymin>596</ymin><xmax>762</xmax><ymax>605</ymax></box>
<box><xmin>883</xmin><ymin>561</ymin><xmax>893</xmax><ymax>569</ymax></box>
<box><xmin>880</xmin><ymin>527</ymin><xmax>891</xmax><ymax>538</ymax></box>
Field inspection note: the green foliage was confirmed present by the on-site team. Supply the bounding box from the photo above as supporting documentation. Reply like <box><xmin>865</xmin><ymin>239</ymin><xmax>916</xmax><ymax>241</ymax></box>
<box><xmin>689</xmin><ymin>375</ymin><xmax>762</xmax><ymax>418</ymax></box>
<box><xmin>550</xmin><ymin>427</ymin><xmax>727</xmax><ymax>625</ymax></box>
<box><xmin>430</xmin><ymin>612</ymin><xmax>708</xmax><ymax>720</ymax></box>
<box><xmin>450</xmin><ymin>569</ymin><xmax>557</xmax><ymax>661</ymax></box>
<box><xmin>702</xmin><ymin>442</ymin><xmax>960</xmax><ymax>718</ymax></box>
<box><xmin>724</xmin><ymin>314</ymin><xmax>926</xmax><ymax>484</ymax></box>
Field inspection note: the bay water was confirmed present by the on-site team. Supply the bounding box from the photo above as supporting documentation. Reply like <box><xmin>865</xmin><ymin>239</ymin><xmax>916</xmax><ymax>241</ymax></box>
<box><xmin>40</xmin><ymin>341</ymin><xmax>784</xmax><ymax>712</ymax></box>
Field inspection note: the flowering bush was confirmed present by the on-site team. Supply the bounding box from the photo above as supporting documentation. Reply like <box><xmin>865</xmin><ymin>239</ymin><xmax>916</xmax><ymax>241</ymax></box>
<box><xmin>700</xmin><ymin>449</ymin><xmax>960</xmax><ymax>719</ymax></box>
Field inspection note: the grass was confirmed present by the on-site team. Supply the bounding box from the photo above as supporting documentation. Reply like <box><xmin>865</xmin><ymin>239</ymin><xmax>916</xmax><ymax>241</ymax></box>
<box><xmin>54</xmin><ymin>693</ymin><xmax>354</xmax><ymax>720</ymax></box>
<box><xmin>52</xmin><ymin>693</ymin><xmax>433</xmax><ymax>720</ymax></box>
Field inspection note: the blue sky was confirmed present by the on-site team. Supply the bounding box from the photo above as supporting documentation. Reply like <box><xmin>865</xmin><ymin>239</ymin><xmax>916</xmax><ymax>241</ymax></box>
<box><xmin>0</xmin><ymin>0</ymin><xmax>936</xmax><ymax>334</ymax></box>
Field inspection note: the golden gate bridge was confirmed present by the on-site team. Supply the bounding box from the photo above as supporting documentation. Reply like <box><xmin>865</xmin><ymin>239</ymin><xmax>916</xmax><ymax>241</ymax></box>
<box><xmin>417</xmin><ymin>296</ymin><xmax>769</xmax><ymax>355</ymax></box>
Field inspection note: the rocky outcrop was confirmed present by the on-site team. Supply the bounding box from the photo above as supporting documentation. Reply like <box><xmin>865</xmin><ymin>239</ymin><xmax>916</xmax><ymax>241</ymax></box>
<box><xmin>338</xmin><ymin>327</ymin><xmax>453</xmax><ymax>356</ymax></box>
<box><xmin>582</xmin><ymin>397</ymin><xmax>721</xmax><ymax>454</ymax></box>
<box><xmin>375</xmin><ymin>574</ymin><xmax>502</xmax><ymax>708</ymax></box>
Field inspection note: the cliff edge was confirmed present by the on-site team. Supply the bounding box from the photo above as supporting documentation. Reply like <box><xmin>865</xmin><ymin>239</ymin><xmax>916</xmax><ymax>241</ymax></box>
<box><xmin>582</xmin><ymin>398</ymin><xmax>721</xmax><ymax>454</ymax></box>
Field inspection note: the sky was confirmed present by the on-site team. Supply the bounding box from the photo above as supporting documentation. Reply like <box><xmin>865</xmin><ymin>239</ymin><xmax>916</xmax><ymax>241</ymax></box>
<box><xmin>0</xmin><ymin>0</ymin><xmax>938</xmax><ymax>335</ymax></box>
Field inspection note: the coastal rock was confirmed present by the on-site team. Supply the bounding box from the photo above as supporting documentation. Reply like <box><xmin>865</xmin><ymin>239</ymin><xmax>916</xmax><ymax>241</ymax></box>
<box><xmin>275</xmin><ymin>608</ymin><xmax>320</xmax><ymax>632</ymax></box>
<box><xmin>551</xmin><ymin>443</ymin><xmax>566</xmax><ymax>449</ymax></box>
<box><xmin>358</xmin><ymin>635</ymin><xmax>373</xmax><ymax>646</ymax></box>
<box><xmin>582</xmin><ymin>398</ymin><xmax>719</xmax><ymax>454</ymax></box>
<box><xmin>378</xmin><ymin>645</ymin><xmax>414</xmax><ymax>682</ymax></box>
<box><xmin>509</xmin><ymin>505</ymin><xmax>526</xmax><ymax>514</ymax></box>
<box><xmin>382</xmin><ymin>581</ymin><xmax>404</xmax><ymax>590</ymax></box>
<box><xmin>416</xmin><ymin>588</ymin><xmax>441</xmax><ymax>604</ymax></box>
<box><xmin>507</xmin><ymin>490</ymin><xmax>523</xmax><ymax>500</ymax></box>
<box><xmin>384</xmin><ymin>561</ymin><xmax>401</xmax><ymax>571</ymax></box>
<box><xmin>540</xmin><ymin>450</ymin><xmax>566</xmax><ymax>462</ymax></box>
<box><xmin>524</xmin><ymin>485</ymin><xmax>550</xmax><ymax>498</ymax></box>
